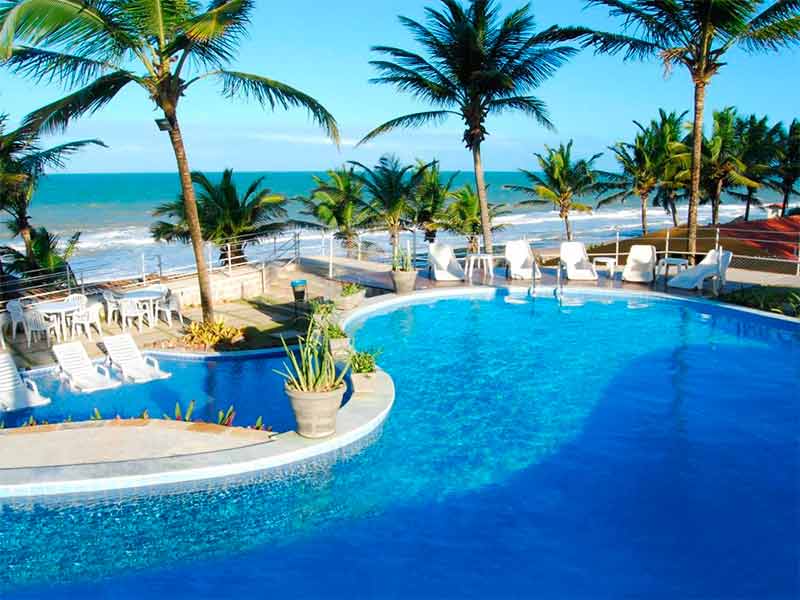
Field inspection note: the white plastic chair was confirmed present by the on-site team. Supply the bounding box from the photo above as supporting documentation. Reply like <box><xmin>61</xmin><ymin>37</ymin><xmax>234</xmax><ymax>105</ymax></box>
<box><xmin>71</xmin><ymin>304</ymin><xmax>103</xmax><ymax>340</ymax></box>
<box><xmin>156</xmin><ymin>292</ymin><xmax>184</xmax><ymax>327</ymax></box>
<box><xmin>102</xmin><ymin>290</ymin><xmax>121</xmax><ymax>325</ymax></box>
<box><xmin>0</xmin><ymin>352</ymin><xmax>49</xmax><ymax>412</ymax></box>
<box><xmin>65</xmin><ymin>293</ymin><xmax>88</xmax><ymax>308</ymax></box>
<box><xmin>119</xmin><ymin>299</ymin><xmax>145</xmax><ymax>333</ymax></box>
<box><xmin>53</xmin><ymin>341</ymin><xmax>120</xmax><ymax>392</ymax></box>
<box><xmin>504</xmin><ymin>240</ymin><xmax>542</xmax><ymax>280</ymax></box>
<box><xmin>668</xmin><ymin>248</ymin><xmax>733</xmax><ymax>293</ymax></box>
<box><xmin>428</xmin><ymin>242</ymin><xmax>465</xmax><ymax>281</ymax></box>
<box><xmin>23</xmin><ymin>310</ymin><xmax>60</xmax><ymax>348</ymax></box>
<box><xmin>622</xmin><ymin>245</ymin><xmax>657</xmax><ymax>283</ymax></box>
<box><xmin>6</xmin><ymin>300</ymin><xmax>26</xmax><ymax>341</ymax></box>
<box><xmin>560</xmin><ymin>242</ymin><xmax>598</xmax><ymax>281</ymax></box>
<box><xmin>102</xmin><ymin>334</ymin><xmax>170</xmax><ymax>383</ymax></box>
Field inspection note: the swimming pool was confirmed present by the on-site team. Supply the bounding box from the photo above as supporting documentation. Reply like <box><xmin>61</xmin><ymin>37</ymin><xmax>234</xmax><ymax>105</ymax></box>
<box><xmin>2</xmin><ymin>288</ymin><xmax>798</xmax><ymax>598</ymax></box>
<box><xmin>5</xmin><ymin>352</ymin><xmax>297</xmax><ymax>432</ymax></box>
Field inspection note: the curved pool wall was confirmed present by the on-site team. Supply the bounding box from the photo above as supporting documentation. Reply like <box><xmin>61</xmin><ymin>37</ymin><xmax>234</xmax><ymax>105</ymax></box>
<box><xmin>2</xmin><ymin>287</ymin><xmax>798</xmax><ymax>598</ymax></box>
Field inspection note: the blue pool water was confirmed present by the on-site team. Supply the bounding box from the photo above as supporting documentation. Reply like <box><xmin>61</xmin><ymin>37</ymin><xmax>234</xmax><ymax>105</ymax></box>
<box><xmin>1</xmin><ymin>290</ymin><xmax>799</xmax><ymax>599</ymax></box>
<box><xmin>4</xmin><ymin>353</ymin><xmax>297</xmax><ymax>432</ymax></box>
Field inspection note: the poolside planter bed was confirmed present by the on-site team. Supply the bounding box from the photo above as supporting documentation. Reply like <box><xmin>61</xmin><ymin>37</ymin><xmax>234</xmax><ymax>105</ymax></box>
<box><xmin>285</xmin><ymin>384</ymin><xmax>345</xmax><ymax>439</ymax></box>
<box><xmin>336</xmin><ymin>289</ymin><xmax>367</xmax><ymax>311</ymax></box>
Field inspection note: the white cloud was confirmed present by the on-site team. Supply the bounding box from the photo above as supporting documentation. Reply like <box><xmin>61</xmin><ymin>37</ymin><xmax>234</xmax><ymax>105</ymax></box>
<box><xmin>246</xmin><ymin>132</ymin><xmax>359</xmax><ymax>147</ymax></box>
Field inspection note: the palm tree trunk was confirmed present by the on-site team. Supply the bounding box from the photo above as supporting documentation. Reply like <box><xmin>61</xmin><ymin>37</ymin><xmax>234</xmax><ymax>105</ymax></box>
<box><xmin>688</xmin><ymin>80</ymin><xmax>707</xmax><ymax>261</ymax></box>
<box><xmin>164</xmin><ymin>110</ymin><xmax>215</xmax><ymax>322</ymax></box>
<box><xmin>563</xmin><ymin>213</ymin><xmax>572</xmax><ymax>241</ymax></box>
<box><xmin>744</xmin><ymin>189</ymin><xmax>754</xmax><ymax>221</ymax></box>
<box><xmin>669</xmin><ymin>197</ymin><xmax>679</xmax><ymax>227</ymax></box>
<box><xmin>781</xmin><ymin>188</ymin><xmax>790</xmax><ymax>217</ymax></box>
<box><xmin>640</xmin><ymin>192</ymin><xmax>649</xmax><ymax>236</ymax></box>
<box><xmin>19</xmin><ymin>225</ymin><xmax>33</xmax><ymax>260</ymax></box>
<box><xmin>471</xmin><ymin>144</ymin><xmax>494</xmax><ymax>254</ymax></box>
<box><xmin>712</xmin><ymin>179</ymin><xmax>723</xmax><ymax>225</ymax></box>
<box><xmin>390</xmin><ymin>225</ymin><xmax>400</xmax><ymax>268</ymax></box>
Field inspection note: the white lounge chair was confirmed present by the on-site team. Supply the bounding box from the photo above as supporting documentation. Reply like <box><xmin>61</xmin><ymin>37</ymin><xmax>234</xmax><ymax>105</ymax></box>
<box><xmin>52</xmin><ymin>342</ymin><xmax>121</xmax><ymax>393</ymax></box>
<box><xmin>102</xmin><ymin>334</ymin><xmax>170</xmax><ymax>383</ymax></box>
<box><xmin>0</xmin><ymin>352</ymin><xmax>49</xmax><ymax>412</ymax></box>
<box><xmin>622</xmin><ymin>245</ymin><xmax>657</xmax><ymax>283</ymax></box>
<box><xmin>428</xmin><ymin>242</ymin><xmax>465</xmax><ymax>281</ymax></box>
<box><xmin>504</xmin><ymin>240</ymin><xmax>542</xmax><ymax>280</ymax></box>
<box><xmin>560</xmin><ymin>242</ymin><xmax>598</xmax><ymax>281</ymax></box>
<box><xmin>668</xmin><ymin>248</ymin><xmax>733</xmax><ymax>292</ymax></box>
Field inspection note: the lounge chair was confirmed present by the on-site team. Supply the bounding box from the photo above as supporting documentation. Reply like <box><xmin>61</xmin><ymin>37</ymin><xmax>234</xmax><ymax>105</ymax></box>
<box><xmin>668</xmin><ymin>248</ymin><xmax>733</xmax><ymax>292</ymax></box>
<box><xmin>560</xmin><ymin>242</ymin><xmax>598</xmax><ymax>281</ymax></box>
<box><xmin>0</xmin><ymin>352</ymin><xmax>49</xmax><ymax>412</ymax></box>
<box><xmin>622</xmin><ymin>245</ymin><xmax>657</xmax><ymax>283</ymax></box>
<box><xmin>102</xmin><ymin>334</ymin><xmax>170</xmax><ymax>383</ymax></box>
<box><xmin>504</xmin><ymin>240</ymin><xmax>542</xmax><ymax>280</ymax></box>
<box><xmin>52</xmin><ymin>342</ymin><xmax>121</xmax><ymax>393</ymax></box>
<box><xmin>428</xmin><ymin>242</ymin><xmax>465</xmax><ymax>281</ymax></box>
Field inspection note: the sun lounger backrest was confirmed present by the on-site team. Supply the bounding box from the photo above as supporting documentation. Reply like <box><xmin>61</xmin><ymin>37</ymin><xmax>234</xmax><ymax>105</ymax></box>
<box><xmin>628</xmin><ymin>245</ymin><xmax>656</xmax><ymax>266</ymax></box>
<box><xmin>560</xmin><ymin>242</ymin><xmax>588</xmax><ymax>266</ymax></box>
<box><xmin>429</xmin><ymin>243</ymin><xmax>455</xmax><ymax>270</ymax></box>
<box><xmin>505</xmin><ymin>240</ymin><xmax>531</xmax><ymax>267</ymax></box>
<box><xmin>104</xmin><ymin>334</ymin><xmax>146</xmax><ymax>369</ymax></box>
<box><xmin>0</xmin><ymin>353</ymin><xmax>25</xmax><ymax>394</ymax></box>
<box><xmin>53</xmin><ymin>342</ymin><xmax>94</xmax><ymax>377</ymax></box>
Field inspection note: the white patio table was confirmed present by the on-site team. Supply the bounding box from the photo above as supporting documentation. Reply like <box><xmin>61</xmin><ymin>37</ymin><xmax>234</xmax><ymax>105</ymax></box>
<box><xmin>121</xmin><ymin>289</ymin><xmax>166</xmax><ymax>328</ymax></box>
<box><xmin>33</xmin><ymin>299</ymin><xmax>82</xmax><ymax>341</ymax></box>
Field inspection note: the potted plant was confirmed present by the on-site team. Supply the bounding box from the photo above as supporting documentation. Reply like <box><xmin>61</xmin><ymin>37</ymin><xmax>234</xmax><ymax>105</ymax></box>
<box><xmin>349</xmin><ymin>349</ymin><xmax>381</xmax><ymax>393</ymax></box>
<box><xmin>276</xmin><ymin>317</ymin><xmax>349</xmax><ymax>439</ymax></box>
<box><xmin>336</xmin><ymin>282</ymin><xmax>367</xmax><ymax>311</ymax></box>
<box><xmin>391</xmin><ymin>249</ymin><xmax>417</xmax><ymax>294</ymax></box>
<box><xmin>327</xmin><ymin>322</ymin><xmax>351</xmax><ymax>359</ymax></box>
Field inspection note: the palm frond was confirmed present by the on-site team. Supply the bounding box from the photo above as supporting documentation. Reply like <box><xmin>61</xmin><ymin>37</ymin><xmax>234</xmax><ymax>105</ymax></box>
<box><xmin>358</xmin><ymin>110</ymin><xmax>457</xmax><ymax>145</ymax></box>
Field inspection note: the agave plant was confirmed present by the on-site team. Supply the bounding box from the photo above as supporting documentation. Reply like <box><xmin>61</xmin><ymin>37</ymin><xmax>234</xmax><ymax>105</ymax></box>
<box><xmin>275</xmin><ymin>316</ymin><xmax>348</xmax><ymax>394</ymax></box>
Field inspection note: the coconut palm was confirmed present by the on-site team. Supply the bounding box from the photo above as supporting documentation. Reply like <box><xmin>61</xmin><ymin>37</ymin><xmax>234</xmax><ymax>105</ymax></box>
<box><xmin>506</xmin><ymin>141</ymin><xmax>604</xmax><ymax>241</ymax></box>
<box><xmin>559</xmin><ymin>0</ymin><xmax>800</xmax><ymax>256</ymax></box>
<box><xmin>299</xmin><ymin>168</ymin><xmax>371</xmax><ymax>257</ymax></box>
<box><xmin>676</xmin><ymin>108</ymin><xmax>756</xmax><ymax>225</ymax></box>
<box><xmin>2</xmin><ymin>226</ymin><xmax>80</xmax><ymax>286</ymax></box>
<box><xmin>0</xmin><ymin>0</ymin><xmax>339</xmax><ymax>321</ymax></box>
<box><xmin>407</xmin><ymin>161</ymin><xmax>457</xmax><ymax>243</ymax></box>
<box><xmin>349</xmin><ymin>155</ymin><xmax>430</xmax><ymax>263</ymax></box>
<box><xmin>0</xmin><ymin>114</ymin><xmax>102</xmax><ymax>258</ymax></box>
<box><xmin>151</xmin><ymin>169</ymin><xmax>287</xmax><ymax>265</ymax></box>
<box><xmin>360</xmin><ymin>0</ymin><xmax>576</xmax><ymax>254</ymax></box>
<box><xmin>599</xmin><ymin>124</ymin><xmax>661</xmax><ymax>235</ymax></box>
<box><xmin>652</xmin><ymin>109</ymin><xmax>690</xmax><ymax>227</ymax></box>
<box><xmin>732</xmin><ymin>114</ymin><xmax>781</xmax><ymax>220</ymax></box>
<box><xmin>443</xmin><ymin>184</ymin><xmax>508</xmax><ymax>253</ymax></box>
<box><xmin>769</xmin><ymin>119</ymin><xmax>800</xmax><ymax>217</ymax></box>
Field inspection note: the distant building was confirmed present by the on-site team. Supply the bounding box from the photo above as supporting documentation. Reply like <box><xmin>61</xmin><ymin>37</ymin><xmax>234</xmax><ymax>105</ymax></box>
<box><xmin>763</xmin><ymin>204</ymin><xmax>784</xmax><ymax>219</ymax></box>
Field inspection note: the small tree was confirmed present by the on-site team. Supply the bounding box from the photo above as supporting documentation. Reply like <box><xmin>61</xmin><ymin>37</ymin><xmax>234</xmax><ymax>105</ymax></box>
<box><xmin>506</xmin><ymin>142</ymin><xmax>604</xmax><ymax>241</ymax></box>
<box><xmin>769</xmin><ymin>119</ymin><xmax>800</xmax><ymax>217</ymax></box>
<box><xmin>732</xmin><ymin>114</ymin><xmax>781</xmax><ymax>221</ymax></box>
<box><xmin>407</xmin><ymin>161</ymin><xmax>457</xmax><ymax>243</ymax></box>
<box><xmin>442</xmin><ymin>184</ymin><xmax>507</xmax><ymax>253</ymax></box>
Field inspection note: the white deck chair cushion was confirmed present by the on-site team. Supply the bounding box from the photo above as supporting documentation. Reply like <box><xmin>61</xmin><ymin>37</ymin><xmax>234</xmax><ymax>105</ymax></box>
<box><xmin>622</xmin><ymin>245</ymin><xmax>657</xmax><ymax>283</ymax></box>
<box><xmin>428</xmin><ymin>243</ymin><xmax>464</xmax><ymax>281</ymax></box>
<box><xmin>560</xmin><ymin>242</ymin><xmax>598</xmax><ymax>281</ymax></box>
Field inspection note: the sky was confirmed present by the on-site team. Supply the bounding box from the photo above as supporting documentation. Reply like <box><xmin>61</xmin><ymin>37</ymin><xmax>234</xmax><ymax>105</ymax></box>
<box><xmin>0</xmin><ymin>0</ymin><xmax>797</xmax><ymax>173</ymax></box>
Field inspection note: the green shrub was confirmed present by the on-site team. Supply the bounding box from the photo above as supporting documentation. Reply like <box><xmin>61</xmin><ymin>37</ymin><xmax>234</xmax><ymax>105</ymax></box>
<box><xmin>721</xmin><ymin>286</ymin><xmax>800</xmax><ymax>317</ymax></box>
<box><xmin>183</xmin><ymin>320</ymin><xmax>241</xmax><ymax>349</ymax></box>
<box><xmin>350</xmin><ymin>350</ymin><xmax>379</xmax><ymax>374</ymax></box>
<box><xmin>341</xmin><ymin>282</ymin><xmax>364</xmax><ymax>297</ymax></box>
<box><xmin>326</xmin><ymin>323</ymin><xmax>348</xmax><ymax>339</ymax></box>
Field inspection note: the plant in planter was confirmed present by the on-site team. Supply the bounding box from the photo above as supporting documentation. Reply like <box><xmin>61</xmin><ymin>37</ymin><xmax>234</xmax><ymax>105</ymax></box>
<box><xmin>276</xmin><ymin>318</ymin><xmax>349</xmax><ymax>439</ymax></box>
<box><xmin>391</xmin><ymin>249</ymin><xmax>417</xmax><ymax>294</ymax></box>
<box><xmin>326</xmin><ymin>322</ymin><xmax>351</xmax><ymax>358</ymax></box>
<box><xmin>336</xmin><ymin>282</ymin><xmax>367</xmax><ymax>311</ymax></box>
<box><xmin>349</xmin><ymin>349</ymin><xmax>381</xmax><ymax>393</ymax></box>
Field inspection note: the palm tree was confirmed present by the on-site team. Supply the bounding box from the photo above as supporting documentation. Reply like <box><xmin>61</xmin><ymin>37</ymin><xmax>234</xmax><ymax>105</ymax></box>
<box><xmin>0</xmin><ymin>114</ymin><xmax>102</xmax><ymax>258</ymax></box>
<box><xmin>0</xmin><ymin>0</ymin><xmax>339</xmax><ymax>322</ymax></box>
<box><xmin>407</xmin><ymin>161</ymin><xmax>457</xmax><ymax>243</ymax></box>
<box><xmin>350</xmin><ymin>155</ymin><xmax>430</xmax><ymax>264</ymax></box>
<box><xmin>732</xmin><ymin>114</ymin><xmax>781</xmax><ymax>221</ymax></box>
<box><xmin>600</xmin><ymin>123</ymin><xmax>661</xmax><ymax>235</ymax></box>
<box><xmin>300</xmin><ymin>167</ymin><xmax>371</xmax><ymax>257</ymax></box>
<box><xmin>559</xmin><ymin>0</ymin><xmax>800</xmax><ymax>256</ymax></box>
<box><xmin>506</xmin><ymin>141</ymin><xmax>604</xmax><ymax>241</ymax></box>
<box><xmin>652</xmin><ymin>109</ymin><xmax>690</xmax><ymax>227</ymax></box>
<box><xmin>151</xmin><ymin>169</ymin><xmax>287</xmax><ymax>265</ymax></box>
<box><xmin>359</xmin><ymin>0</ymin><xmax>576</xmax><ymax>254</ymax></box>
<box><xmin>769</xmin><ymin>119</ymin><xmax>800</xmax><ymax>217</ymax></box>
<box><xmin>443</xmin><ymin>184</ymin><xmax>508</xmax><ymax>253</ymax></box>
<box><xmin>2</xmin><ymin>226</ymin><xmax>81</xmax><ymax>287</ymax></box>
<box><xmin>676</xmin><ymin>107</ymin><xmax>756</xmax><ymax>225</ymax></box>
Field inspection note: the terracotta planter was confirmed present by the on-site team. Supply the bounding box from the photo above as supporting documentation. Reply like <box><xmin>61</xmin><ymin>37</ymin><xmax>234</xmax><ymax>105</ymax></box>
<box><xmin>391</xmin><ymin>270</ymin><xmax>417</xmax><ymax>294</ymax></box>
<box><xmin>336</xmin><ymin>289</ymin><xmax>367</xmax><ymax>311</ymax></box>
<box><xmin>350</xmin><ymin>372</ymin><xmax>378</xmax><ymax>394</ymax></box>
<box><xmin>285</xmin><ymin>384</ymin><xmax>345</xmax><ymax>439</ymax></box>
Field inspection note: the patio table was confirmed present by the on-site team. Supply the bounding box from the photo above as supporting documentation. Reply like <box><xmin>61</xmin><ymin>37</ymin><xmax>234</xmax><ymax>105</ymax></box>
<box><xmin>33</xmin><ymin>299</ymin><xmax>82</xmax><ymax>341</ymax></box>
<box><xmin>121</xmin><ymin>289</ymin><xmax>166</xmax><ymax>328</ymax></box>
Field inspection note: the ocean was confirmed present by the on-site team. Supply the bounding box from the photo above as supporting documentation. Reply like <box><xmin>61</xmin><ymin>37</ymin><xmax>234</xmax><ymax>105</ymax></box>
<box><xmin>14</xmin><ymin>171</ymin><xmax>761</xmax><ymax>283</ymax></box>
